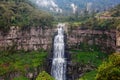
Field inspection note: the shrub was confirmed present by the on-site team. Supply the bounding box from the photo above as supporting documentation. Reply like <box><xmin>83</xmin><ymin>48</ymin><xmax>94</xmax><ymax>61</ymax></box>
<box><xmin>96</xmin><ymin>53</ymin><xmax>120</xmax><ymax>80</ymax></box>
<box><xmin>36</xmin><ymin>71</ymin><xmax>54</xmax><ymax>80</ymax></box>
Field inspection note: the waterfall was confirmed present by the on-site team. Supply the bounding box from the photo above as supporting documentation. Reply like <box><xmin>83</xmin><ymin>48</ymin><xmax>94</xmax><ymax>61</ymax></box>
<box><xmin>51</xmin><ymin>23</ymin><xmax>66</xmax><ymax>80</ymax></box>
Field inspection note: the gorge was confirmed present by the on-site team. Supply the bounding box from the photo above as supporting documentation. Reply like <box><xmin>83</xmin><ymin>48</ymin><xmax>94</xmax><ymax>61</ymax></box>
<box><xmin>0</xmin><ymin>0</ymin><xmax>120</xmax><ymax>80</ymax></box>
<box><xmin>0</xmin><ymin>24</ymin><xmax>119</xmax><ymax>80</ymax></box>
<box><xmin>0</xmin><ymin>26</ymin><xmax>118</xmax><ymax>52</ymax></box>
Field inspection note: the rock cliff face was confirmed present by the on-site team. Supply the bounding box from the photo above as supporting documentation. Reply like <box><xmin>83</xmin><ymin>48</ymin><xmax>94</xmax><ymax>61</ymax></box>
<box><xmin>0</xmin><ymin>26</ymin><xmax>117</xmax><ymax>52</ymax></box>
<box><xmin>116</xmin><ymin>30</ymin><xmax>120</xmax><ymax>52</ymax></box>
<box><xmin>67</xmin><ymin>27</ymin><xmax>116</xmax><ymax>53</ymax></box>
<box><xmin>0</xmin><ymin>26</ymin><xmax>54</xmax><ymax>51</ymax></box>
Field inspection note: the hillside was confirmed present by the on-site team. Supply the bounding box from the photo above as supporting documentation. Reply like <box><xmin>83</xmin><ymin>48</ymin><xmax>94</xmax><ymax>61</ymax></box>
<box><xmin>29</xmin><ymin>0</ymin><xmax>120</xmax><ymax>14</ymax></box>
<box><xmin>0</xmin><ymin>0</ymin><xmax>53</xmax><ymax>31</ymax></box>
<box><xmin>110</xmin><ymin>4</ymin><xmax>120</xmax><ymax>17</ymax></box>
<box><xmin>97</xmin><ymin>4</ymin><xmax>120</xmax><ymax>18</ymax></box>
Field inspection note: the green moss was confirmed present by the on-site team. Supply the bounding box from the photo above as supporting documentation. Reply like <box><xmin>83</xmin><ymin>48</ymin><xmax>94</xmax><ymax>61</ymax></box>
<box><xmin>0</xmin><ymin>51</ymin><xmax>47</xmax><ymax>75</ymax></box>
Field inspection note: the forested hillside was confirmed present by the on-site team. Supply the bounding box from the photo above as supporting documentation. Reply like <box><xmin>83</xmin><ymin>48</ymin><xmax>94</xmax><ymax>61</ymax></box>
<box><xmin>109</xmin><ymin>4</ymin><xmax>120</xmax><ymax>17</ymax></box>
<box><xmin>0</xmin><ymin>0</ymin><xmax>53</xmax><ymax>31</ymax></box>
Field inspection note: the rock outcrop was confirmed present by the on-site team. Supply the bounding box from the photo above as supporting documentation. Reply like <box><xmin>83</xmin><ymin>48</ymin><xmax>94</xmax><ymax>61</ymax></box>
<box><xmin>0</xmin><ymin>26</ymin><xmax>54</xmax><ymax>51</ymax></box>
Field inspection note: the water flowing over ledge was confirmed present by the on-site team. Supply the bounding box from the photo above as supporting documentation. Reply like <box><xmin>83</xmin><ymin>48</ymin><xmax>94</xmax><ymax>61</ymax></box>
<box><xmin>51</xmin><ymin>23</ymin><xmax>66</xmax><ymax>80</ymax></box>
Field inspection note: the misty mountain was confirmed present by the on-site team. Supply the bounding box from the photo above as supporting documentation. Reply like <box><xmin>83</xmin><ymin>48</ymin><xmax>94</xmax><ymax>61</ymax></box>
<box><xmin>29</xmin><ymin>0</ymin><xmax>120</xmax><ymax>14</ymax></box>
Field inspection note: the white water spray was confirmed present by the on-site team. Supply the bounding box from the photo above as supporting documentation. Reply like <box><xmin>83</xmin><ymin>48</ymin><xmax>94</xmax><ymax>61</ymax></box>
<box><xmin>51</xmin><ymin>23</ymin><xmax>66</xmax><ymax>80</ymax></box>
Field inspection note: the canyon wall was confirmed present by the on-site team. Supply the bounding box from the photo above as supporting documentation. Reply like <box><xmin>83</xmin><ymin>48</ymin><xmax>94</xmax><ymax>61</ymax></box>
<box><xmin>67</xmin><ymin>27</ymin><xmax>116</xmax><ymax>53</ymax></box>
<box><xmin>0</xmin><ymin>26</ymin><xmax>117</xmax><ymax>52</ymax></box>
<box><xmin>0</xmin><ymin>26</ymin><xmax>54</xmax><ymax>51</ymax></box>
<box><xmin>0</xmin><ymin>26</ymin><xmax>118</xmax><ymax>80</ymax></box>
<box><xmin>116</xmin><ymin>30</ymin><xmax>120</xmax><ymax>52</ymax></box>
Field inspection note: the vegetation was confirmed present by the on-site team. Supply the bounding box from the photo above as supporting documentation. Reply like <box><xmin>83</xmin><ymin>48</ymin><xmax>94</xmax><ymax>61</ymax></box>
<box><xmin>71</xmin><ymin>50</ymin><xmax>107</xmax><ymax>67</ymax></box>
<box><xmin>0</xmin><ymin>0</ymin><xmax>53</xmax><ymax>31</ymax></box>
<box><xmin>70</xmin><ymin>45</ymin><xmax>108</xmax><ymax>80</ymax></box>
<box><xmin>110</xmin><ymin>4</ymin><xmax>120</xmax><ymax>17</ymax></box>
<box><xmin>79</xmin><ymin>70</ymin><xmax>97</xmax><ymax>80</ymax></box>
<box><xmin>0</xmin><ymin>50</ymin><xmax>47</xmax><ymax>76</ymax></box>
<box><xmin>96</xmin><ymin>53</ymin><xmax>120</xmax><ymax>80</ymax></box>
<box><xmin>36</xmin><ymin>71</ymin><xmax>54</xmax><ymax>80</ymax></box>
<box><xmin>83</xmin><ymin>18</ymin><xmax>120</xmax><ymax>30</ymax></box>
<box><xmin>78</xmin><ymin>53</ymin><xmax>120</xmax><ymax>80</ymax></box>
<box><xmin>0</xmin><ymin>1</ymin><xmax>119</xmax><ymax>80</ymax></box>
<box><xmin>57</xmin><ymin>4</ymin><xmax>120</xmax><ymax>30</ymax></box>
<box><xmin>13</xmin><ymin>76</ymin><xmax>29</xmax><ymax>80</ymax></box>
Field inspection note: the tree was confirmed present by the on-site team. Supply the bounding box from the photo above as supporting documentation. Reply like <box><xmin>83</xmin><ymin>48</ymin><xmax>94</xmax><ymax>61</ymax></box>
<box><xmin>36</xmin><ymin>71</ymin><xmax>54</xmax><ymax>80</ymax></box>
<box><xmin>96</xmin><ymin>53</ymin><xmax>120</xmax><ymax>80</ymax></box>
<box><xmin>0</xmin><ymin>0</ymin><xmax>54</xmax><ymax>31</ymax></box>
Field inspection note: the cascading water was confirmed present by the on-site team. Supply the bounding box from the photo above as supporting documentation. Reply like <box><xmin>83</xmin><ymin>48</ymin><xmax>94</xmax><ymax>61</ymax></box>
<box><xmin>51</xmin><ymin>23</ymin><xmax>66</xmax><ymax>80</ymax></box>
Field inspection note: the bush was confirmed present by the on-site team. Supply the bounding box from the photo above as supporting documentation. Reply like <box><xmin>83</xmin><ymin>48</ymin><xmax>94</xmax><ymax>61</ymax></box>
<box><xmin>96</xmin><ymin>53</ymin><xmax>120</xmax><ymax>80</ymax></box>
<box><xmin>36</xmin><ymin>71</ymin><xmax>54</xmax><ymax>80</ymax></box>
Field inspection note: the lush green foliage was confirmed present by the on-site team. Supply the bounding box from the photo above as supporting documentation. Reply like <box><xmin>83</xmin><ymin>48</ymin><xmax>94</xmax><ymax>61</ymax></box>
<box><xmin>62</xmin><ymin>4</ymin><xmax>120</xmax><ymax>30</ymax></box>
<box><xmin>79</xmin><ymin>70</ymin><xmax>97</xmax><ymax>80</ymax></box>
<box><xmin>0</xmin><ymin>0</ymin><xmax>53</xmax><ymax>31</ymax></box>
<box><xmin>80</xmin><ymin>17</ymin><xmax>120</xmax><ymax>30</ymax></box>
<box><xmin>71</xmin><ymin>50</ymin><xmax>107</xmax><ymax>67</ymax></box>
<box><xmin>36</xmin><ymin>71</ymin><xmax>54</xmax><ymax>80</ymax></box>
<box><xmin>13</xmin><ymin>76</ymin><xmax>28</xmax><ymax>80</ymax></box>
<box><xmin>0</xmin><ymin>50</ymin><xmax>47</xmax><ymax>75</ymax></box>
<box><xmin>96</xmin><ymin>53</ymin><xmax>120</xmax><ymax>80</ymax></box>
<box><xmin>71</xmin><ymin>49</ymin><xmax>108</xmax><ymax>80</ymax></box>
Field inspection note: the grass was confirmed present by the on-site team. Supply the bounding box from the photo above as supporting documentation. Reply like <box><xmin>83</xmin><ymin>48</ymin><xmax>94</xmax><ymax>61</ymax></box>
<box><xmin>70</xmin><ymin>49</ymin><xmax>108</xmax><ymax>80</ymax></box>
<box><xmin>71</xmin><ymin>50</ymin><xmax>107</xmax><ymax>67</ymax></box>
<box><xmin>0</xmin><ymin>50</ymin><xmax>47</xmax><ymax>76</ymax></box>
<box><xmin>13</xmin><ymin>76</ymin><xmax>29</xmax><ymax>80</ymax></box>
<box><xmin>79</xmin><ymin>70</ymin><xmax>97</xmax><ymax>80</ymax></box>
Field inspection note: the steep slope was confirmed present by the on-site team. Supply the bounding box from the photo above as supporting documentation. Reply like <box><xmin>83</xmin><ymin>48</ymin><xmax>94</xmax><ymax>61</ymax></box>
<box><xmin>0</xmin><ymin>0</ymin><xmax>53</xmax><ymax>31</ymax></box>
